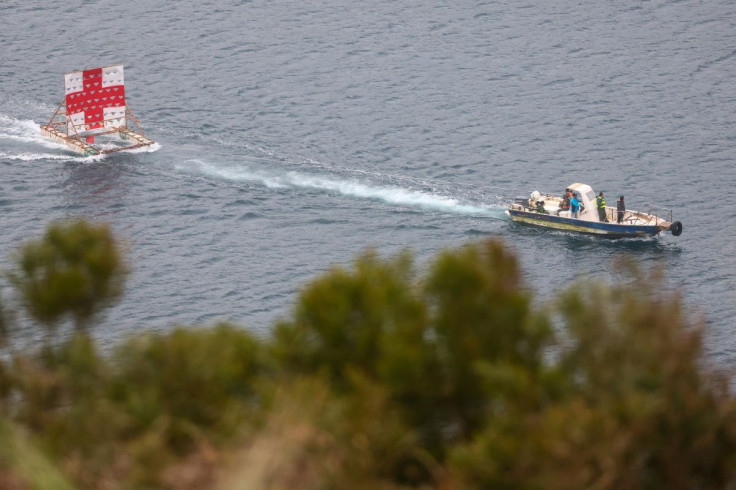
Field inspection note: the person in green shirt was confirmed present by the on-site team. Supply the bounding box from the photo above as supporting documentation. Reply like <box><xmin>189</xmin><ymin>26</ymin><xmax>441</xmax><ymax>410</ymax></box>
<box><xmin>596</xmin><ymin>192</ymin><xmax>608</xmax><ymax>222</ymax></box>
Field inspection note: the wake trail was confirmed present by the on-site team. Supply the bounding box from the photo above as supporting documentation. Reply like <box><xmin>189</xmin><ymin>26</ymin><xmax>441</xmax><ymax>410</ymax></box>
<box><xmin>0</xmin><ymin>114</ymin><xmax>70</xmax><ymax>151</ymax></box>
<box><xmin>205</xmin><ymin>135</ymin><xmax>523</xmax><ymax>198</ymax></box>
<box><xmin>177</xmin><ymin>159</ymin><xmax>507</xmax><ymax>219</ymax></box>
<box><xmin>0</xmin><ymin>110</ymin><xmax>504</xmax><ymax>218</ymax></box>
<box><xmin>0</xmin><ymin>113</ymin><xmax>160</xmax><ymax>162</ymax></box>
<box><xmin>0</xmin><ymin>150</ymin><xmax>101</xmax><ymax>163</ymax></box>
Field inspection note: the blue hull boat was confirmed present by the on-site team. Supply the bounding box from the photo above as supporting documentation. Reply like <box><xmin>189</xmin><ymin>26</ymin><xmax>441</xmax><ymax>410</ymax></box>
<box><xmin>506</xmin><ymin>183</ymin><xmax>682</xmax><ymax>239</ymax></box>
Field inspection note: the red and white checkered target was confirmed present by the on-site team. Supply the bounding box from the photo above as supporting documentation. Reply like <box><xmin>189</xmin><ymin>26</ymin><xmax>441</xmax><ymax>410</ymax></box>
<box><xmin>64</xmin><ymin>65</ymin><xmax>126</xmax><ymax>132</ymax></box>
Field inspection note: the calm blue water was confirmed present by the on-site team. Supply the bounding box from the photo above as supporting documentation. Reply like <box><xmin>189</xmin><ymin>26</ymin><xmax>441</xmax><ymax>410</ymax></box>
<box><xmin>1</xmin><ymin>0</ymin><xmax>735</xmax><ymax>364</ymax></box>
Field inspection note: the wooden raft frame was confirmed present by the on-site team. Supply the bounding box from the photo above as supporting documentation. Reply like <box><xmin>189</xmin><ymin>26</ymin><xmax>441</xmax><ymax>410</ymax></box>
<box><xmin>40</xmin><ymin>100</ymin><xmax>155</xmax><ymax>156</ymax></box>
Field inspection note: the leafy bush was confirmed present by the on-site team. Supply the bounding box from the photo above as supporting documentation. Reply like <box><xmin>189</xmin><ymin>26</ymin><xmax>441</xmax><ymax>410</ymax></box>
<box><xmin>450</xmin><ymin>269</ymin><xmax>736</xmax><ymax>489</ymax></box>
<box><xmin>274</xmin><ymin>241</ymin><xmax>553</xmax><ymax>455</ymax></box>
<box><xmin>111</xmin><ymin>324</ymin><xmax>268</xmax><ymax>449</ymax></box>
<box><xmin>9</xmin><ymin>220</ymin><xmax>128</xmax><ymax>334</ymax></box>
<box><xmin>0</xmin><ymin>220</ymin><xmax>734</xmax><ymax>489</ymax></box>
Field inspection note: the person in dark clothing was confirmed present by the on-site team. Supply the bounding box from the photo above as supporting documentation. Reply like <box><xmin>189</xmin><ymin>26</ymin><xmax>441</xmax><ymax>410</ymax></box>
<box><xmin>617</xmin><ymin>195</ymin><xmax>625</xmax><ymax>223</ymax></box>
<box><xmin>596</xmin><ymin>192</ymin><xmax>608</xmax><ymax>222</ymax></box>
<box><xmin>535</xmin><ymin>200</ymin><xmax>548</xmax><ymax>214</ymax></box>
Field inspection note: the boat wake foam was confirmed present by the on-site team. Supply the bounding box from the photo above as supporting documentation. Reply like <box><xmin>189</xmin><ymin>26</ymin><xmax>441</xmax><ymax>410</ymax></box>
<box><xmin>0</xmin><ymin>113</ymin><xmax>160</xmax><ymax>159</ymax></box>
<box><xmin>177</xmin><ymin>159</ymin><xmax>503</xmax><ymax>217</ymax></box>
<box><xmin>0</xmin><ymin>114</ymin><xmax>71</xmax><ymax>151</ymax></box>
<box><xmin>0</xmin><ymin>113</ymin><xmax>104</xmax><ymax>163</ymax></box>
<box><xmin>0</xmin><ymin>150</ymin><xmax>103</xmax><ymax>163</ymax></box>
<box><xmin>126</xmin><ymin>142</ymin><xmax>161</xmax><ymax>153</ymax></box>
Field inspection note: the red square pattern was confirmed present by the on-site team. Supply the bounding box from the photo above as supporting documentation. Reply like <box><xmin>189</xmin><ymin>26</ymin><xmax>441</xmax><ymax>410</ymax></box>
<box><xmin>65</xmin><ymin>68</ymin><xmax>126</xmax><ymax>130</ymax></box>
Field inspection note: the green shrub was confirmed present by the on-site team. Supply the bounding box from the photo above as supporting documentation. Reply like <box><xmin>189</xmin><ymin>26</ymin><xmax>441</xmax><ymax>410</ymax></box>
<box><xmin>0</xmin><ymin>417</ymin><xmax>74</xmax><ymax>490</ymax></box>
<box><xmin>450</xmin><ymin>268</ymin><xmax>736</xmax><ymax>489</ymax></box>
<box><xmin>9</xmin><ymin>220</ymin><xmax>127</xmax><ymax>334</ymax></box>
<box><xmin>1</xmin><ymin>221</ymin><xmax>735</xmax><ymax>489</ymax></box>
<box><xmin>111</xmin><ymin>324</ymin><xmax>269</xmax><ymax>450</ymax></box>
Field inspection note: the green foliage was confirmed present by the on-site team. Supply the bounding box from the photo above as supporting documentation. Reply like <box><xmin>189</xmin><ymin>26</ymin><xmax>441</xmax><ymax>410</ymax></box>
<box><xmin>275</xmin><ymin>241</ymin><xmax>553</xmax><ymax>452</ymax></box>
<box><xmin>221</xmin><ymin>375</ymin><xmax>423</xmax><ymax>490</ymax></box>
<box><xmin>10</xmin><ymin>219</ymin><xmax>127</xmax><ymax>333</ymax></box>
<box><xmin>1</xmin><ymin>221</ymin><xmax>735</xmax><ymax>489</ymax></box>
<box><xmin>0</xmin><ymin>417</ymin><xmax>75</xmax><ymax>490</ymax></box>
<box><xmin>422</xmin><ymin>241</ymin><xmax>553</xmax><ymax>439</ymax></box>
<box><xmin>450</xmin><ymin>267</ymin><xmax>736</xmax><ymax>490</ymax></box>
<box><xmin>0</xmin><ymin>292</ymin><xmax>8</xmax><ymax>345</ymax></box>
<box><xmin>425</xmin><ymin>240</ymin><xmax>536</xmax><ymax>367</ymax></box>
<box><xmin>8</xmin><ymin>334</ymin><xmax>131</xmax><ymax>487</ymax></box>
<box><xmin>273</xmin><ymin>250</ymin><xmax>425</xmax><ymax>388</ymax></box>
<box><xmin>111</xmin><ymin>323</ymin><xmax>268</xmax><ymax>449</ymax></box>
<box><xmin>4</xmin><ymin>324</ymin><xmax>269</xmax><ymax>489</ymax></box>
<box><xmin>549</xmin><ymin>270</ymin><xmax>736</xmax><ymax>489</ymax></box>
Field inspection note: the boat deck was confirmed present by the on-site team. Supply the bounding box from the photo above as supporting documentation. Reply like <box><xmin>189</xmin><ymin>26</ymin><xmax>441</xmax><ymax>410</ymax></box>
<box><xmin>527</xmin><ymin>193</ymin><xmax>672</xmax><ymax>228</ymax></box>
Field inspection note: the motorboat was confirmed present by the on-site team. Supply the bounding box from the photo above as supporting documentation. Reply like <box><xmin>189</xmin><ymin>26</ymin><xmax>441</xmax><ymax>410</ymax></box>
<box><xmin>506</xmin><ymin>183</ymin><xmax>682</xmax><ymax>238</ymax></box>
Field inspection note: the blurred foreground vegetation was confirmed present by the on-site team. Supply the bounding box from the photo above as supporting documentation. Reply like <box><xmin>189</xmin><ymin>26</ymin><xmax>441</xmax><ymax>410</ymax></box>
<box><xmin>0</xmin><ymin>219</ymin><xmax>735</xmax><ymax>489</ymax></box>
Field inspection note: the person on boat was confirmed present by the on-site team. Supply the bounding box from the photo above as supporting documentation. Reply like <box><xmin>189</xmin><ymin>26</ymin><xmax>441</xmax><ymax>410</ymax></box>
<box><xmin>596</xmin><ymin>192</ymin><xmax>608</xmax><ymax>222</ymax></box>
<box><xmin>570</xmin><ymin>193</ymin><xmax>580</xmax><ymax>218</ymax></box>
<box><xmin>560</xmin><ymin>188</ymin><xmax>571</xmax><ymax>211</ymax></box>
<box><xmin>617</xmin><ymin>195</ymin><xmax>625</xmax><ymax>223</ymax></box>
<box><xmin>535</xmin><ymin>200</ymin><xmax>548</xmax><ymax>214</ymax></box>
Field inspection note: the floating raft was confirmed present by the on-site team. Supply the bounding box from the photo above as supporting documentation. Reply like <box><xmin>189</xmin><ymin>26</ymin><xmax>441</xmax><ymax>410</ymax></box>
<box><xmin>39</xmin><ymin>64</ymin><xmax>154</xmax><ymax>156</ymax></box>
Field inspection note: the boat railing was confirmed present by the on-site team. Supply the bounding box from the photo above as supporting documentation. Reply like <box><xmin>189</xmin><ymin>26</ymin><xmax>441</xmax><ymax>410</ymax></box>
<box><xmin>641</xmin><ymin>203</ymin><xmax>673</xmax><ymax>225</ymax></box>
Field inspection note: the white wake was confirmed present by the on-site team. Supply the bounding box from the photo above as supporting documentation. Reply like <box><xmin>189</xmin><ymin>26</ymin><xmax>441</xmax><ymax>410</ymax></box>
<box><xmin>0</xmin><ymin>114</ymin><xmax>161</xmax><ymax>161</ymax></box>
<box><xmin>0</xmin><ymin>115</ymin><xmax>70</xmax><ymax>150</ymax></box>
<box><xmin>178</xmin><ymin>159</ymin><xmax>499</xmax><ymax>217</ymax></box>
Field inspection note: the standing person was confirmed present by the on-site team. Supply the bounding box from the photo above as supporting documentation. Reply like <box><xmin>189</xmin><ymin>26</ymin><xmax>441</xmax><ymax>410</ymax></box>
<box><xmin>617</xmin><ymin>195</ymin><xmax>625</xmax><ymax>223</ymax></box>
<box><xmin>560</xmin><ymin>188</ymin><xmax>571</xmax><ymax>211</ymax></box>
<box><xmin>570</xmin><ymin>193</ymin><xmax>580</xmax><ymax>218</ymax></box>
<box><xmin>596</xmin><ymin>192</ymin><xmax>608</xmax><ymax>222</ymax></box>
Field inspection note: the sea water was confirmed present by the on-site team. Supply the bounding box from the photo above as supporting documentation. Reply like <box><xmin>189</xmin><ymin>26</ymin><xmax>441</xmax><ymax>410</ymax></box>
<box><xmin>1</xmin><ymin>0</ymin><xmax>734</xmax><ymax>364</ymax></box>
